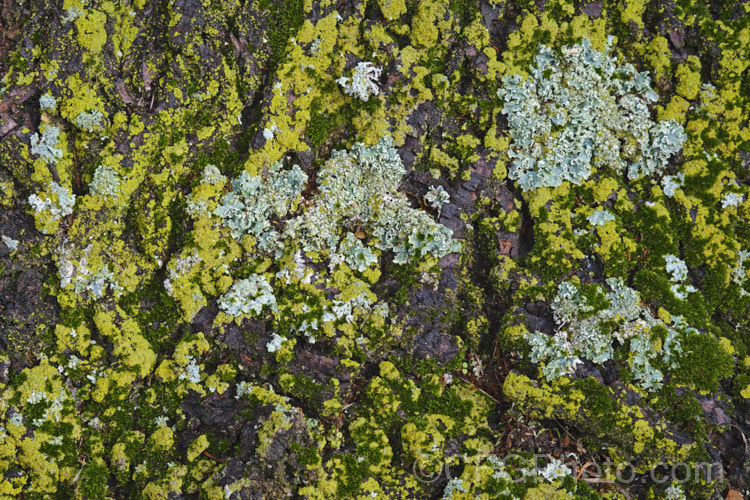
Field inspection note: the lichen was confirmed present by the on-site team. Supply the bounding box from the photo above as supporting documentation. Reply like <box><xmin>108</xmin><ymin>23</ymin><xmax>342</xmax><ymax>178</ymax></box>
<box><xmin>28</xmin><ymin>181</ymin><xmax>76</xmax><ymax>233</ymax></box>
<box><xmin>214</xmin><ymin>163</ymin><xmax>307</xmax><ymax>251</ymax></box>
<box><xmin>29</xmin><ymin>125</ymin><xmax>63</xmax><ymax>164</ymax></box>
<box><xmin>336</xmin><ymin>61</ymin><xmax>381</xmax><ymax>102</ymax></box>
<box><xmin>89</xmin><ymin>164</ymin><xmax>121</xmax><ymax>199</ymax></box>
<box><xmin>217</xmin><ymin>274</ymin><xmax>278</xmax><ymax>317</ymax></box>
<box><xmin>285</xmin><ymin>137</ymin><xmax>460</xmax><ymax>262</ymax></box>
<box><xmin>498</xmin><ymin>37</ymin><xmax>686</xmax><ymax>191</ymax></box>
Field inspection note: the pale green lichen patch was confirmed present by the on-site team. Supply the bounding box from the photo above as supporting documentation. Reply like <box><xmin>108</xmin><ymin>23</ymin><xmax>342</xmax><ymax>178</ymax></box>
<box><xmin>525</xmin><ymin>278</ymin><xmax>693</xmax><ymax>390</ymax></box>
<box><xmin>89</xmin><ymin>164</ymin><xmax>121</xmax><ymax>199</ymax></box>
<box><xmin>29</xmin><ymin>125</ymin><xmax>63</xmax><ymax>164</ymax></box>
<box><xmin>214</xmin><ymin>163</ymin><xmax>307</xmax><ymax>251</ymax></box>
<box><xmin>498</xmin><ymin>37</ymin><xmax>686</xmax><ymax>191</ymax></box>
<box><xmin>284</xmin><ymin>137</ymin><xmax>460</xmax><ymax>262</ymax></box>
<box><xmin>218</xmin><ymin>274</ymin><xmax>278</xmax><ymax>317</ymax></box>
<box><xmin>27</xmin><ymin>180</ymin><xmax>76</xmax><ymax>234</ymax></box>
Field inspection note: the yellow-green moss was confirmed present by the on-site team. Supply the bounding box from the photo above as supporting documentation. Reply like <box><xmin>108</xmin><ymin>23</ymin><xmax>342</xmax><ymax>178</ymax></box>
<box><xmin>675</xmin><ymin>56</ymin><xmax>702</xmax><ymax>100</ymax></box>
<box><xmin>75</xmin><ymin>9</ymin><xmax>108</xmax><ymax>53</ymax></box>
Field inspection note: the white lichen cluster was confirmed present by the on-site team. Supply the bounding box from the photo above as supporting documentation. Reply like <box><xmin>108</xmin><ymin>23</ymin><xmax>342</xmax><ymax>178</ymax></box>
<box><xmin>285</xmin><ymin>137</ymin><xmax>460</xmax><ymax>264</ymax></box>
<box><xmin>1</xmin><ymin>235</ymin><xmax>19</xmax><ymax>252</ymax></box>
<box><xmin>733</xmin><ymin>249</ymin><xmax>750</xmax><ymax>297</ymax></box>
<box><xmin>336</xmin><ymin>62</ymin><xmax>381</xmax><ymax>102</ymax></box>
<box><xmin>441</xmin><ymin>479</ymin><xmax>467</xmax><ymax>499</ymax></box>
<box><xmin>154</xmin><ymin>415</ymin><xmax>170</xmax><ymax>427</ymax></box>
<box><xmin>39</xmin><ymin>93</ymin><xmax>57</xmax><ymax>112</ymax></box>
<box><xmin>28</xmin><ymin>181</ymin><xmax>76</xmax><ymax>227</ymax></box>
<box><xmin>587</xmin><ymin>209</ymin><xmax>615</xmax><ymax>226</ymax></box>
<box><xmin>201</xmin><ymin>164</ymin><xmax>226</xmax><ymax>185</ymax></box>
<box><xmin>30</xmin><ymin>125</ymin><xmax>63</xmax><ymax>164</ymax></box>
<box><xmin>215</xmin><ymin>138</ymin><xmax>459</xmax><ymax>266</ymax></box>
<box><xmin>185</xmin><ymin>195</ymin><xmax>209</xmax><ymax>217</ymax></box>
<box><xmin>214</xmin><ymin>163</ymin><xmax>307</xmax><ymax>252</ymax></box>
<box><xmin>266</xmin><ymin>333</ymin><xmax>287</xmax><ymax>353</ymax></box>
<box><xmin>275</xmin><ymin>250</ymin><xmax>313</xmax><ymax>285</ymax></box>
<box><xmin>664</xmin><ymin>254</ymin><xmax>696</xmax><ymax>300</ymax></box>
<box><xmin>235</xmin><ymin>381</ymin><xmax>254</xmax><ymax>399</ymax></box>
<box><xmin>525</xmin><ymin>278</ymin><xmax>687</xmax><ymax>389</ymax></box>
<box><xmin>73</xmin><ymin>109</ymin><xmax>106</xmax><ymax>132</ymax></box>
<box><xmin>425</xmin><ymin>185</ymin><xmax>450</xmax><ymax>216</ymax></box>
<box><xmin>498</xmin><ymin>37</ymin><xmax>687</xmax><ymax>191</ymax></box>
<box><xmin>324</xmin><ymin>289</ymin><xmax>378</xmax><ymax>324</ymax></box>
<box><xmin>57</xmin><ymin>243</ymin><xmax>123</xmax><ymax>299</ymax></box>
<box><xmin>335</xmin><ymin>232</ymin><xmax>378</xmax><ymax>272</ymax></box>
<box><xmin>661</xmin><ymin>172</ymin><xmax>685</xmax><ymax>197</ymax></box>
<box><xmin>538</xmin><ymin>458</ymin><xmax>572</xmax><ymax>482</ymax></box>
<box><xmin>665</xmin><ymin>485</ymin><xmax>687</xmax><ymax>500</ymax></box>
<box><xmin>27</xmin><ymin>388</ymin><xmax>68</xmax><ymax>428</ymax></box>
<box><xmin>721</xmin><ymin>191</ymin><xmax>744</xmax><ymax>208</ymax></box>
<box><xmin>178</xmin><ymin>357</ymin><xmax>202</xmax><ymax>384</ymax></box>
<box><xmin>206</xmin><ymin>138</ymin><xmax>458</xmax><ymax>348</ymax></box>
<box><xmin>89</xmin><ymin>164</ymin><xmax>122</xmax><ymax>199</ymax></box>
<box><xmin>444</xmin><ymin>455</ymin><xmax>575</xmax><ymax>499</ymax></box>
<box><xmin>263</xmin><ymin>122</ymin><xmax>280</xmax><ymax>141</ymax></box>
<box><xmin>218</xmin><ymin>274</ymin><xmax>278</xmax><ymax>317</ymax></box>
<box><xmin>61</xmin><ymin>6</ymin><xmax>83</xmax><ymax>22</ymax></box>
<box><xmin>664</xmin><ymin>254</ymin><xmax>688</xmax><ymax>282</ymax></box>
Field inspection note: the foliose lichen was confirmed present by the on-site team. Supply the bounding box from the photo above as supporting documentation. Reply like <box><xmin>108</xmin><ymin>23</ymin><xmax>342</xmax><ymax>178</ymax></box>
<box><xmin>28</xmin><ymin>181</ymin><xmax>76</xmax><ymax>233</ymax></box>
<box><xmin>525</xmin><ymin>277</ymin><xmax>687</xmax><ymax>389</ymax></box>
<box><xmin>39</xmin><ymin>93</ymin><xmax>57</xmax><ymax>111</ymax></box>
<box><xmin>284</xmin><ymin>137</ymin><xmax>460</xmax><ymax>263</ymax></box>
<box><xmin>498</xmin><ymin>37</ymin><xmax>687</xmax><ymax>191</ymax></box>
<box><xmin>336</xmin><ymin>61</ymin><xmax>381</xmax><ymax>102</ymax></box>
<box><xmin>73</xmin><ymin>109</ymin><xmax>106</xmax><ymax>132</ymax></box>
<box><xmin>89</xmin><ymin>164</ymin><xmax>122</xmax><ymax>199</ymax></box>
<box><xmin>217</xmin><ymin>274</ymin><xmax>278</xmax><ymax>317</ymax></box>
<box><xmin>425</xmin><ymin>184</ymin><xmax>450</xmax><ymax>216</ymax></box>
<box><xmin>29</xmin><ymin>125</ymin><xmax>63</xmax><ymax>164</ymax></box>
<box><xmin>214</xmin><ymin>163</ymin><xmax>307</xmax><ymax>252</ymax></box>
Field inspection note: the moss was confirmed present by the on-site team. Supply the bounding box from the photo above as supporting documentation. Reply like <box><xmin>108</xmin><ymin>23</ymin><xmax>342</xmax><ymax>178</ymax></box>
<box><xmin>650</xmin><ymin>385</ymin><xmax>707</xmax><ymax>440</ymax></box>
<box><xmin>528</xmin><ymin>220</ymin><xmax>584</xmax><ymax>280</ymax></box>
<box><xmin>675</xmin><ymin>56</ymin><xmax>702</xmax><ymax>101</ymax></box>
<box><xmin>261</xmin><ymin>0</ymin><xmax>305</xmax><ymax>72</ymax></box>
<box><xmin>504</xmin><ymin>372</ymin><xmax>703</xmax><ymax>472</ymax></box>
<box><xmin>619</xmin><ymin>0</ymin><xmax>647</xmax><ymax>32</ymax></box>
<box><xmin>350</xmin><ymin>416</ymin><xmax>394</xmax><ymax>474</ymax></box>
<box><xmin>74</xmin><ymin>10</ymin><xmax>108</xmax><ymax>54</ymax></box>
<box><xmin>671</xmin><ymin>331</ymin><xmax>734</xmax><ymax>392</ymax></box>
<box><xmin>641</xmin><ymin>36</ymin><xmax>672</xmax><ymax>82</ymax></box>
<box><xmin>76</xmin><ymin>459</ymin><xmax>109</xmax><ymax>500</ymax></box>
